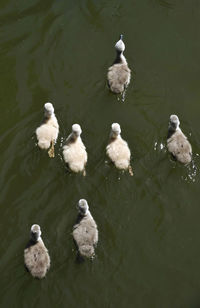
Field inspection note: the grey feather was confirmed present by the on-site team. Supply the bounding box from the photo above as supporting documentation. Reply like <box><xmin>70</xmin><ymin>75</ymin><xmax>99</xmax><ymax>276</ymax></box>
<box><xmin>167</xmin><ymin>115</ymin><xmax>192</xmax><ymax>164</ymax></box>
<box><xmin>24</xmin><ymin>225</ymin><xmax>50</xmax><ymax>279</ymax></box>
<box><xmin>73</xmin><ymin>200</ymin><xmax>98</xmax><ymax>258</ymax></box>
<box><xmin>167</xmin><ymin>130</ymin><xmax>192</xmax><ymax>164</ymax></box>
<box><xmin>107</xmin><ymin>64</ymin><xmax>131</xmax><ymax>94</ymax></box>
<box><xmin>107</xmin><ymin>35</ymin><xmax>131</xmax><ymax>94</ymax></box>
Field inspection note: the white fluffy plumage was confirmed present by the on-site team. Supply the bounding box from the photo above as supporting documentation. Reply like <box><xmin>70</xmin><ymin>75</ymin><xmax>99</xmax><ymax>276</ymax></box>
<box><xmin>63</xmin><ymin>124</ymin><xmax>87</xmax><ymax>174</ymax></box>
<box><xmin>106</xmin><ymin>123</ymin><xmax>132</xmax><ymax>171</ymax></box>
<box><xmin>36</xmin><ymin>103</ymin><xmax>59</xmax><ymax>154</ymax></box>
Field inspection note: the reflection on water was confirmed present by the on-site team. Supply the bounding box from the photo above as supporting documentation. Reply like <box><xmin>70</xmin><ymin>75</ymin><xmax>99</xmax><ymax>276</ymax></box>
<box><xmin>154</xmin><ymin>141</ymin><xmax>165</xmax><ymax>151</ymax></box>
<box><xmin>182</xmin><ymin>155</ymin><xmax>198</xmax><ymax>183</ymax></box>
<box><xmin>154</xmin><ymin>140</ymin><xmax>199</xmax><ymax>183</ymax></box>
<box><xmin>155</xmin><ymin>0</ymin><xmax>174</xmax><ymax>9</ymax></box>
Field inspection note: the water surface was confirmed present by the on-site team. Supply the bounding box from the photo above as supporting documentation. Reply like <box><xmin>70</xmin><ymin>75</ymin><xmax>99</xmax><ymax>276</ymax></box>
<box><xmin>1</xmin><ymin>1</ymin><xmax>200</xmax><ymax>307</ymax></box>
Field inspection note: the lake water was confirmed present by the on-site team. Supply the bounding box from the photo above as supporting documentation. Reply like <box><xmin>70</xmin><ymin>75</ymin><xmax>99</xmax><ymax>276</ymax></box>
<box><xmin>1</xmin><ymin>0</ymin><xmax>200</xmax><ymax>307</ymax></box>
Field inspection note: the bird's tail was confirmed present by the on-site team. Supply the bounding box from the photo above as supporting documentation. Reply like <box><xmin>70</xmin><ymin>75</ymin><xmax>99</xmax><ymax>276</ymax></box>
<box><xmin>79</xmin><ymin>245</ymin><xmax>94</xmax><ymax>258</ymax></box>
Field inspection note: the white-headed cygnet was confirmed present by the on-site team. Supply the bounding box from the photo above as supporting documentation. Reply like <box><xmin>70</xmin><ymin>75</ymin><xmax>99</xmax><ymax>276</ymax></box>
<box><xmin>62</xmin><ymin>124</ymin><xmax>87</xmax><ymax>176</ymax></box>
<box><xmin>73</xmin><ymin>199</ymin><xmax>98</xmax><ymax>259</ymax></box>
<box><xmin>107</xmin><ymin>34</ymin><xmax>131</xmax><ymax>94</ymax></box>
<box><xmin>36</xmin><ymin>102</ymin><xmax>59</xmax><ymax>158</ymax></box>
<box><xmin>167</xmin><ymin>115</ymin><xmax>192</xmax><ymax>164</ymax></box>
<box><xmin>24</xmin><ymin>224</ymin><xmax>50</xmax><ymax>279</ymax></box>
<box><xmin>106</xmin><ymin>123</ymin><xmax>133</xmax><ymax>175</ymax></box>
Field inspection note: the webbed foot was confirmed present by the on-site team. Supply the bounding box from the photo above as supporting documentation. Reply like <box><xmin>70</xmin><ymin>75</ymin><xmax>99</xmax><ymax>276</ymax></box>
<box><xmin>128</xmin><ymin>165</ymin><xmax>133</xmax><ymax>176</ymax></box>
<box><xmin>48</xmin><ymin>142</ymin><xmax>55</xmax><ymax>158</ymax></box>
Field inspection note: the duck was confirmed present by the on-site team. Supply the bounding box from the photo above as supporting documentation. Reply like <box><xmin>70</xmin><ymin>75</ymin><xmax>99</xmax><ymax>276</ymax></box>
<box><xmin>106</xmin><ymin>123</ymin><xmax>133</xmax><ymax>175</ymax></box>
<box><xmin>24</xmin><ymin>224</ymin><xmax>50</xmax><ymax>279</ymax></box>
<box><xmin>36</xmin><ymin>102</ymin><xmax>59</xmax><ymax>158</ymax></box>
<box><xmin>73</xmin><ymin>199</ymin><xmax>98</xmax><ymax>259</ymax></box>
<box><xmin>167</xmin><ymin>114</ymin><xmax>192</xmax><ymax>164</ymax></box>
<box><xmin>107</xmin><ymin>34</ymin><xmax>131</xmax><ymax>94</ymax></box>
<box><xmin>62</xmin><ymin>124</ymin><xmax>87</xmax><ymax>176</ymax></box>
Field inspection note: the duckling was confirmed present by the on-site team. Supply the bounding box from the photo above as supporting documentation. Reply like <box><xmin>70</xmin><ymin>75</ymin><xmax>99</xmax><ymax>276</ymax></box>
<box><xmin>106</xmin><ymin>123</ymin><xmax>133</xmax><ymax>175</ymax></box>
<box><xmin>167</xmin><ymin>115</ymin><xmax>192</xmax><ymax>164</ymax></box>
<box><xmin>36</xmin><ymin>102</ymin><xmax>59</xmax><ymax>158</ymax></box>
<box><xmin>62</xmin><ymin>124</ymin><xmax>87</xmax><ymax>176</ymax></box>
<box><xmin>24</xmin><ymin>224</ymin><xmax>50</xmax><ymax>279</ymax></box>
<box><xmin>107</xmin><ymin>34</ymin><xmax>131</xmax><ymax>94</ymax></box>
<box><xmin>73</xmin><ymin>199</ymin><xmax>98</xmax><ymax>259</ymax></box>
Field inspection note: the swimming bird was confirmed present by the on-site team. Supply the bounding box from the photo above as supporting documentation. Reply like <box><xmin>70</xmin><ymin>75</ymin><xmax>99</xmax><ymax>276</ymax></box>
<box><xmin>62</xmin><ymin>124</ymin><xmax>87</xmax><ymax>176</ymax></box>
<box><xmin>167</xmin><ymin>114</ymin><xmax>192</xmax><ymax>164</ymax></box>
<box><xmin>73</xmin><ymin>199</ymin><xmax>98</xmax><ymax>258</ymax></box>
<box><xmin>36</xmin><ymin>102</ymin><xmax>59</xmax><ymax>158</ymax></box>
<box><xmin>107</xmin><ymin>34</ymin><xmax>131</xmax><ymax>94</ymax></box>
<box><xmin>106</xmin><ymin>123</ymin><xmax>133</xmax><ymax>175</ymax></box>
<box><xmin>24</xmin><ymin>224</ymin><xmax>50</xmax><ymax>279</ymax></box>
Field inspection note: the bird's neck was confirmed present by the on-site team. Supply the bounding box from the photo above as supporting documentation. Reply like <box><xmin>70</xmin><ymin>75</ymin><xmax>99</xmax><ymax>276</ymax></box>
<box><xmin>167</xmin><ymin>126</ymin><xmax>180</xmax><ymax>138</ymax></box>
<box><xmin>110</xmin><ymin>133</ymin><xmax>120</xmax><ymax>142</ymax></box>
<box><xmin>66</xmin><ymin>133</ymin><xmax>79</xmax><ymax>144</ymax></box>
<box><xmin>31</xmin><ymin>235</ymin><xmax>42</xmax><ymax>243</ymax></box>
<box><xmin>44</xmin><ymin>113</ymin><xmax>55</xmax><ymax>123</ymax></box>
<box><xmin>114</xmin><ymin>50</ymin><xmax>127</xmax><ymax>65</ymax></box>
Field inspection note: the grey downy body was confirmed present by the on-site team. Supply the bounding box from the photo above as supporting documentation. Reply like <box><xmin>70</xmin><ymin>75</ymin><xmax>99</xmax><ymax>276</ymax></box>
<box><xmin>107</xmin><ymin>35</ymin><xmax>131</xmax><ymax>94</ymax></box>
<box><xmin>167</xmin><ymin>114</ymin><xmax>192</xmax><ymax>164</ymax></box>
<box><xmin>73</xmin><ymin>199</ymin><xmax>98</xmax><ymax>258</ymax></box>
<box><xmin>24</xmin><ymin>224</ymin><xmax>50</xmax><ymax>279</ymax></box>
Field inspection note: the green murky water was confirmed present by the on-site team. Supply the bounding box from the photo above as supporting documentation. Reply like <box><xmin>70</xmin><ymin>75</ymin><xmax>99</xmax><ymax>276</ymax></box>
<box><xmin>1</xmin><ymin>1</ymin><xmax>200</xmax><ymax>307</ymax></box>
